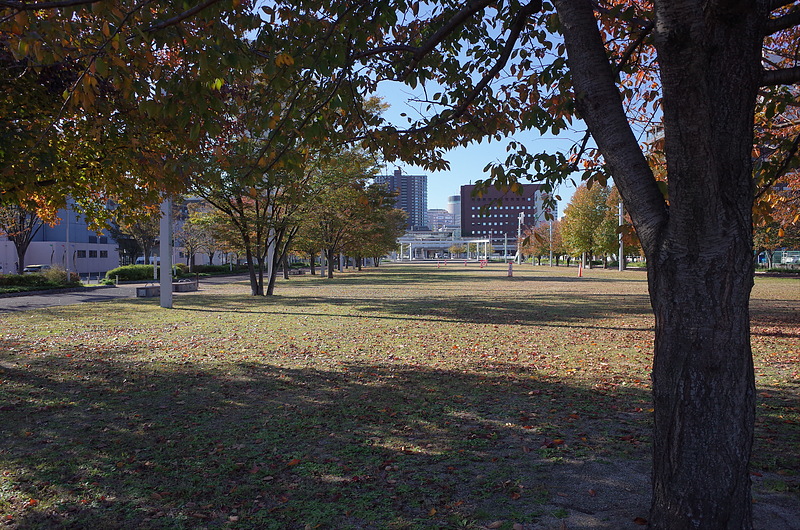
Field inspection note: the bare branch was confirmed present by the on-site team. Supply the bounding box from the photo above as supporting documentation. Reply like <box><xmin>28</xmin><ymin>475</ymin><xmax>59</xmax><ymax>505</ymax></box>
<box><xmin>761</xmin><ymin>65</ymin><xmax>800</xmax><ymax>86</ymax></box>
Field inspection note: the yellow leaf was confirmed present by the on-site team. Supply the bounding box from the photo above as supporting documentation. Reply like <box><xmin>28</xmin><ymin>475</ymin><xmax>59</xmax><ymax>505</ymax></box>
<box><xmin>275</xmin><ymin>53</ymin><xmax>294</xmax><ymax>67</ymax></box>
<box><xmin>778</xmin><ymin>228</ymin><xmax>785</xmax><ymax>237</ymax></box>
<box><xmin>427</xmin><ymin>508</ymin><xmax>436</xmax><ymax>516</ymax></box>
<box><xmin>102</xmin><ymin>21</ymin><xmax>111</xmax><ymax>38</ymax></box>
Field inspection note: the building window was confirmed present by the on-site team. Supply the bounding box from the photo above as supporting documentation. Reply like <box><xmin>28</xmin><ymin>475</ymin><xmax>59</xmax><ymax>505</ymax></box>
<box><xmin>89</xmin><ymin>250</ymin><xmax>98</xmax><ymax>258</ymax></box>
<box><xmin>76</xmin><ymin>250</ymin><xmax>86</xmax><ymax>258</ymax></box>
<box><xmin>100</xmin><ymin>251</ymin><xmax>108</xmax><ymax>258</ymax></box>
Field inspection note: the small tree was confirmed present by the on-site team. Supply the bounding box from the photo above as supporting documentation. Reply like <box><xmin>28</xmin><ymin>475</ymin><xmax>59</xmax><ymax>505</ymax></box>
<box><xmin>0</xmin><ymin>204</ymin><xmax>43</xmax><ymax>273</ymax></box>
<box><xmin>448</xmin><ymin>244</ymin><xmax>466</xmax><ymax>258</ymax></box>
<box><xmin>561</xmin><ymin>184</ymin><xmax>610</xmax><ymax>267</ymax></box>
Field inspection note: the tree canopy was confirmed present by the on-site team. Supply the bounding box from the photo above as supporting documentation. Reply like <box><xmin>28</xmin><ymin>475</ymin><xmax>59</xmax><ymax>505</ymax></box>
<box><xmin>2</xmin><ymin>1</ymin><xmax>799</xmax><ymax>526</ymax></box>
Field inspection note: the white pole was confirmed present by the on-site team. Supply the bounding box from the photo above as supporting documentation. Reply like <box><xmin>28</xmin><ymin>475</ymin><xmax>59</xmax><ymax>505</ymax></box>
<box><xmin>618</xmin><ymin>199</ymin><xmax>625</xmax><ymax>272</ymax></box>
<box><xmin>159</xmin><ymin>198</ymin><xmax>173</xmax><ymax>308</ymax></box>
<box><xmin>549</xmin><ymin>218</ymin><xmax>553</xmax><ymax>267</ymax></box>
<box><xmin>65</xmin><ymin>203</ymin><xmax>70</xmax><ymax>277</ymax></box>
<box><xmin>517</xmin><ymin>212</ymin><xmax>524</xmax><ymax>264</ymax></box>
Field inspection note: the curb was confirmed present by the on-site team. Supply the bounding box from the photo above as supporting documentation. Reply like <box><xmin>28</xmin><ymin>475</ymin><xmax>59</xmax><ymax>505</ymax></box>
<box><xmin>0</xmin><ymin>284</ymin><xmax>117</xmax><ymax>299</ymax></box>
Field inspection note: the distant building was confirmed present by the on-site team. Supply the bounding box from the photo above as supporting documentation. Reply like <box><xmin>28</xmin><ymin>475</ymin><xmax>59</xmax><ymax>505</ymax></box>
<box><xmin>460</xmin><ymin>183</ymin><xmax>546</xmax><ymax>255</ymax></box>
<box><xmin>0</xmin><ymin>201</ymin><xmax>118</xmax><ymax>277</ymax></box>
<box><xmin>427</xmin><ymin>208</ymin><xmax>458</xmax><ymax>230</ymax></box>
<box><xmin>446</xmin><ymin>195</ymin><xmax>461</xmax><ymax>227</ymax></box>
<box><xmin>374</xmin><ymin>169</ymin><xmax>428</xmax><ymax>230</ymax></box>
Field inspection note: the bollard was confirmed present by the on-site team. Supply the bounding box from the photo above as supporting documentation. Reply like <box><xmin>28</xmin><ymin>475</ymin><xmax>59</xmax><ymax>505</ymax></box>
<box><xmin>508</xmin><ymin>262</ymin><xmax>513</xmax><ymax>277</ymax></box>
<box><xmin>464</xmin><ymin>260</ymin><xmax>468</xmax><ymax>266</ymax></box>
<box><xmin>578</xmin><ymin>264</ymin><xmax>583</xmax><ymax>277</ymax></box>
<box><xmin>115</xmin><ymin>274</ymin><xmax>119</xmax><ymax>285</ymax></box>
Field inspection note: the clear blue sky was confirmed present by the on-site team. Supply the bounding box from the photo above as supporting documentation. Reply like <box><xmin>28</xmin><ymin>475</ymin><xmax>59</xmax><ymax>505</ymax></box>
<box><xmin>376</xmin><ymin>82</ymin><xmax>581</xmax><ymax>218</ymax></box>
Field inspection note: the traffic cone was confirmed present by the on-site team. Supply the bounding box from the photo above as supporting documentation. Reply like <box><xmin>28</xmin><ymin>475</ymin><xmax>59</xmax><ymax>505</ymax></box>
<box><xmin>578</xmin><ymin>264</ymin><xmax>583</xmax><ymax>277</ymax></box>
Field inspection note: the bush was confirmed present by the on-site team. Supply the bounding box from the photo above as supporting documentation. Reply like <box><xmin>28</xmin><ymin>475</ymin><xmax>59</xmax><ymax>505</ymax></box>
<box><xmin>194</xmin><ymin>264</ymin><xmax>237</xmax><ymax>274</ymax></box>
<box><xmin>0</xmin><ymin>274</ymin><xmax>52</xmax><ymax>288</ymax></box>
<box><xmin>105</xmin><ymin>264</ymin><xmax>156</xmax><ymax>282</ymax></box>
<box><xmin>174</xmin><ymin>263</ymin><xmax>189</xmax><ymax>275</ymax></box>
<box><xmin>43</xmin><ymin>266</ymin><xmax>80</xmax><ymax>285</ymax></box>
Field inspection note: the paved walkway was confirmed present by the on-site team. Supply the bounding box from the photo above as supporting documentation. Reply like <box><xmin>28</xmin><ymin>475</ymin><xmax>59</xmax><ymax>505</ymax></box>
<box><xmin>0</xmin><ymin>274</ymin><xmax>249</xmax><ymax>313</ymax></box>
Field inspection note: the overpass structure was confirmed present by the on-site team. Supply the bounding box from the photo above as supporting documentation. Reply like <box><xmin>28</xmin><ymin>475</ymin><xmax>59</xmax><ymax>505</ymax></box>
<box><xmin>395</xmin><ymin>231</ymin><xmax>492</xmax><ymax>261</ymax></box>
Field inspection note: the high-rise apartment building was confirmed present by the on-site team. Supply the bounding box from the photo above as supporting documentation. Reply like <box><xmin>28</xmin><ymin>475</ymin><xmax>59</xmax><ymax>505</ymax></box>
<box><xmin>374</xmin><ymin>169</ymin><xmax>428</xmax><ymax>231</ymax></box>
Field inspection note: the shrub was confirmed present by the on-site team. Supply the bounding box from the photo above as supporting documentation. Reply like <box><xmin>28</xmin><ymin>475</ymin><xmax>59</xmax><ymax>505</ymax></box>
<box><xmin>105</xmin><ymin>264</ymin><xmax>156</xmax><ymax>282</ymax></box>
<box><xmin>0</xmin><ymin>274</ymin><xmax>52</xmax><ymax>288</ymax></box>
<box><xmin>43</xmin><ymin>266</ymin><xmax>80</xmax><ymax>285</ymax></box>
<box><xmin>174</xmin><ymin>263</ymin><xmax>189</xmax><ymax>275</ymax></box>
<box><xmin>194</xmin><ymin>264</ymin><xmax>235</xmax><ymax>274</ymax></box>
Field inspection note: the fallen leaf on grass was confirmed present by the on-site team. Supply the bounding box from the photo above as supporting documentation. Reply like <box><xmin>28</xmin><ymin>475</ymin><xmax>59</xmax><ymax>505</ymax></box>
<box><xmin>633</xmin><ymin>516</ymin><xmax>648</xmax><ymax>525</ymax></box>
<box><xmin>486</xmin><ymin>521</ymin><xmax>504</xmax><ymax>529</ymax></box>
<box><xmin>287</xmin><ymin>458</ymin><xmax>301</xmax><ymax>467</ymax></box>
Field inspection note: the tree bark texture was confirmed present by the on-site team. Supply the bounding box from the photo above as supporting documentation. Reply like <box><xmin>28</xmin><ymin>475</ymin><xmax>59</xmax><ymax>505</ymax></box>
<box><xmin>555</xmin><ymin>1</ymin><xmax>764</xmax><ymax>527</ymax></box>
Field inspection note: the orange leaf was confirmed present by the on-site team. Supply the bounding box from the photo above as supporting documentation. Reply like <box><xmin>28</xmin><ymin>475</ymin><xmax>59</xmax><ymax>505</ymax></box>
<box><xmin>428</xmin><ymin>508</ymin><xmax>437</xmax><ymax>516</ymax></box>
<box><xmin>633</xmin><ymin>516</ymin><xmax>648</xmax><ymax>525</ymax></box>
<box><xmin>287</xmin><ymin>458</ymin><xmax>301</xmax><ymax>466</ymax></box>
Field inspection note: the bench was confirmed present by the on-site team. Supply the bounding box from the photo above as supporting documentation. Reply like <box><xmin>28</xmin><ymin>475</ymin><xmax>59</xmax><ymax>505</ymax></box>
<box><xmin>136</xmin><ymin>285</ymin><xmax>160</xmax><ymax>297</ymax></box>
<box><xmin>136</xmin><ymin>280</ymin><xmax>199</xmax><ymax>297</ymax></box>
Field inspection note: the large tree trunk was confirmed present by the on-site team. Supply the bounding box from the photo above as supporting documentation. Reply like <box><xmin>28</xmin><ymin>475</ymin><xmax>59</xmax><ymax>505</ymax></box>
<box><xmin>645</xmin><ymin>4</ymin><xmax>761</xmax><ymax>527</ymax></box>
<box><xmin>649</xmin><ymin>243</ymin><xmax>755</xmax><ymax>528</ymax></box>
<box><xmin>554</xmin><ymin>2</ymin><xmax>764</xmax><ymax>527</ymax></box>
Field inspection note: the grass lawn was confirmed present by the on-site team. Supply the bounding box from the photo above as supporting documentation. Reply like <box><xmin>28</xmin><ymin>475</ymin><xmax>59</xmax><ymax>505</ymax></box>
<box><xmin>0</xmin><ymin>263</ymin><xmax>797</xmax><ymax>529</ymax></box>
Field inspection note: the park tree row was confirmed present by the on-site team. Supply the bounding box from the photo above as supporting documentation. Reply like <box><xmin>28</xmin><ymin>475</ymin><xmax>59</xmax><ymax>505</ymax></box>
<box><xmin>3</xmin><ymin>1</ymin><xmax>800</xmax><ymax>527</ymax></box>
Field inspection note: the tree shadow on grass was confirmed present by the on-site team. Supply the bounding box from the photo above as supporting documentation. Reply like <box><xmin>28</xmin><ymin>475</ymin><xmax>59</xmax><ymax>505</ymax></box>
<box><xmin>1</xmin><ymin>345</ymin><xmax>797</xmax><ymax>529</ymax></box>
<box><xmin>172</xmin><ymin>292</ymin><xmax>656</xmax><ymax>333</ymax></box>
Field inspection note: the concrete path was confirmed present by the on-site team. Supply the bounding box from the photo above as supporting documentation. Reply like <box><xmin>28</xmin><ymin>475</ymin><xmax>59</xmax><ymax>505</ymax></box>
<box><xmin>0</xmin><ymin>274</ymin><xmax>249</xmax><ymax>313</ymax></box>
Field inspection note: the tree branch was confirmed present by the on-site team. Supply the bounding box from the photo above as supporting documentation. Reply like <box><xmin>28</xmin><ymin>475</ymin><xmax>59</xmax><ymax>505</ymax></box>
<box><xmin>144</xmin><ymin>0</ymin><xmax>223</xmax><ymax>33</ymax></box>
<box><xmin>552</xmin><ymin>0</ymin><xmax>666</xmax><ymax>255</ymax></box>
<box><xmin>612</xmin><ymin>21</ymin><xmax>655</xmax><ymax>77</ymax></box>
<box><xmin>398</xmin><ymin>0</ymin><xmax>496</xmax><ymax>80</ymax></box>
<box><xmin>761</xmin><ymin>65</ymin><xmax>800</xmax><ymax>86</ymax></box>
<box><xmin>386</xmin><ymin>0</ymin><xmax>542</xmax><ymax>138</ymax></box>
<box><xmin>0</xmin><ymin>0</ymin><xmax>96</xmax><ymax>9</ymax></box>
<box><xmin>754</xmin><ymin>132</ymin><xmax>800</xmax><ymax>201</ymax></box>
<box><xmin>764</xmin><ymin>8</ymin><xmax>800</xmax><ymax>35</ymax></box>
<box><xmin>767</xmin><ymin>0</ymin><xmax>797</xmax><ymax>11</ymax></box>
